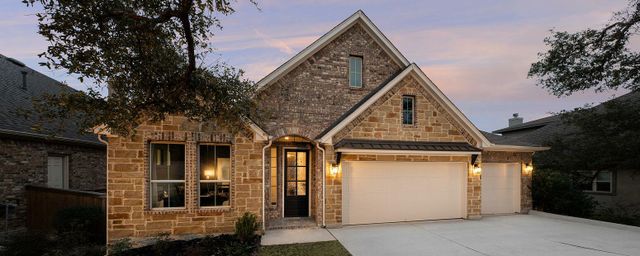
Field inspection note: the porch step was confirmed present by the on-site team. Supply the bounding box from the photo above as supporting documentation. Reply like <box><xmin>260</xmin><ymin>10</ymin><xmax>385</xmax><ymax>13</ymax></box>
<box><xmin>267</xmin><ymin>217</ymin><xmax>318</xmax><ymax>230</ymax></box>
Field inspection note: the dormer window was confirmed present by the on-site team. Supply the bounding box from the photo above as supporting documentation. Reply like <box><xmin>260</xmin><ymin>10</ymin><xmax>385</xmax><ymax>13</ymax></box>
<box><xmin>402</xmin><ymin>96</ymin><xmax>415</xmax><ymax>125</ymax></box>
<box><xmin>349</xmin><ymin>56</ymin><xmax>363</xmax><ymax>88</ymax></box>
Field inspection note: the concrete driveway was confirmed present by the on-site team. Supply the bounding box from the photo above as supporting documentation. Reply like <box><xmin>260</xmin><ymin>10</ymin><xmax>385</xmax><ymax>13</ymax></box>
<box><xmin>329</xmin><ymin>213</ymin><xmax>640</xmax><ymax>256</ymax></box>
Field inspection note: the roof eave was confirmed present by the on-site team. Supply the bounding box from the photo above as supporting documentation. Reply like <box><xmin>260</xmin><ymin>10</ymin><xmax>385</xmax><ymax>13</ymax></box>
<box><xmin>255</xmin><ymin>10</ymin><xmax>410</xmax><ymax>93</ymax></box>
<box><xmin>483</xmin><ymin>144</ymin><xmax>550</xmax><ymax>152</ymax></box>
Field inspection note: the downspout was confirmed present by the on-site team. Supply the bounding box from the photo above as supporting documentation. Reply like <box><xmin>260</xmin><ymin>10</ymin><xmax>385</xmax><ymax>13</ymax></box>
<box><xmin>261</xmin><ymin>137</ymin><xmax>273</xmax><ymax>232</ymax></box>
<box><xmin>315</xmin><ymin>142</ymin><xmax>326</xmax><ymax>227</ymax></box>
<box><xmin>97</xmin><ymin>134</ymin><xmax>108</xmax><ymax>246</ymax></box>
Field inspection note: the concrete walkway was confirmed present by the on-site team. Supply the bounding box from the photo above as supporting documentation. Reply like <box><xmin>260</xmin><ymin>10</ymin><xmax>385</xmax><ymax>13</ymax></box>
<box><xmin>261</xmin><ymin>228</ymin><xmax>336</xmax><ymax>246</ymax></box>
<box><xmin>330</xmin><ymin>214</ymin><xmax>640</xmax><ymax>256</ymax></box>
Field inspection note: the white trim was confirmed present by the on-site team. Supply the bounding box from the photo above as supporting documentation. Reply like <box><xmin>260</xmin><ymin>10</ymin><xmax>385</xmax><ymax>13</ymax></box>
<box><xmin>318</xmin><ymin>66</ymin><xmax>414</xmax><ymax>144</ymax></box>
<box><xmin>336</xmin><ymin>148</ymin><xmax>480</xmax><ymax>156</ymax></box>
<box><xmin>255</xmin><ymin>10</ymin><xmax>410</xmax><ymax>92</ymax></box>
<box><xmin>261</xmin><ymin>138</ymin><xmax>273</xmax><ymax>231</ymax></box>
<box><xmin>245</xmin><ymin>118</ymin><xmax>269</xmax><ymax>142</ymax></box>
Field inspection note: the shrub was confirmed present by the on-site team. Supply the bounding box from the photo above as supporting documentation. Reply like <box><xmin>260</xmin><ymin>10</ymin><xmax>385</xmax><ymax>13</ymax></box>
<box><xmin>532</xmin><ymin>168</ymin><xmax>596</xmax><ymax>217</ymax></box>
<box><xmin>109</xmin><ymin>238</ymin><xmax>133</xmax><ymax>255</ymax></box>
<box><xmin>593</xmin><ymin>204</ymin><xmax>640</xmax><ymax>226</ymax></box>
<box><xmin>235</xmin><ymin>212</ymin><xmax>259</xmax><ymax>241</ymax></box>
<box><xmin>53</xmin><ymin>206</ymin><xmax>106</xmax><ymax>244</ymax></box>
<box><xmin>0</xmin><ymin>231</ymin><xmax>51</xmax><ymax>256</ymax></box>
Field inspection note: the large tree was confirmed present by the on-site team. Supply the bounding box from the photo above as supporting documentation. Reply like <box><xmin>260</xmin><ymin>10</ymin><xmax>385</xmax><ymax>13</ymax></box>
<box><xmin>529</xmin><ymin>0</ymin><xmax>640</xmax><ymax>172</ymax></box>
<box><xmin>24</xmin><ymin>0</ymin><xmax>257</xmax><ymax>136</ymax></box>
<box><xmin>529</xmin><ymin>0</ymin><xmax>640</xmax><ymax>216</ymax></box>
<box><xmin>529</xmin><ymin>0</ymin><xmax>640</xmax><ymax>96</ymax></box>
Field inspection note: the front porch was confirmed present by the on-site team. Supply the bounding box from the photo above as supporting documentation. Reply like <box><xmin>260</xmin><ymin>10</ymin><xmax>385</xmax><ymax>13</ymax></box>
<box><xmin>264</xmin><ymin>135</ymin><xmax>324</xmax><ymax>229</ymax></box>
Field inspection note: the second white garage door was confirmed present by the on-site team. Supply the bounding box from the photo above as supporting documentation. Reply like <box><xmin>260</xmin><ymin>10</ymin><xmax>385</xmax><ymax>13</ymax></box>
<box><xmin>342</xmin><ymin>161</ymin><xmax>466</xmax><ymax>225</ymax></box>
<box><xmin>481</xmin><ymin>163</ymin><xmax>521</xmax><ymax>214</ymax></box>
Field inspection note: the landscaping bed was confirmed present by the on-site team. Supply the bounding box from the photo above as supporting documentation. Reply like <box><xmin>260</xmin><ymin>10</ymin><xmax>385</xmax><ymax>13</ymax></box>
<box><xmin>112</xmin><ymin>234</ymin><xmax>260</xmax><ymax>256</ymax></box>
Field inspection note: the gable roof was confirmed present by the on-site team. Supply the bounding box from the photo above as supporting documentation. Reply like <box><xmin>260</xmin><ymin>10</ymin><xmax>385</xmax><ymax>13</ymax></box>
<box><xmin>255</xmin><ymin>10</ymin><xmax>410</xmax><ymax>92</ymax></box>
<box><xmin>0</xmin><ymin>54</ymin><xmax>104</xmax><ymax>147</ymax></box>
<box><xmin>316</xmin><ymin>63</ymin><xmax>492</xmax><ymax>147</ymax></box>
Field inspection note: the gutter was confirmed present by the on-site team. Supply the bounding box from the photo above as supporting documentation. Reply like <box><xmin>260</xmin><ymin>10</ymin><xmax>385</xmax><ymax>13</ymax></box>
<box><xmin>261</xmin><ymin>137</ymin><xmax>273</xmax><ymax>232</ymax></box>
<box><xmin>315</xmin><ymin>142</ymin><xmax>326</xmax><ymax>227</ymax></box>
<box><xmin>96</xmin><ymin>134</ymin><xmax>109</xmax><ymax>246</ymax></box>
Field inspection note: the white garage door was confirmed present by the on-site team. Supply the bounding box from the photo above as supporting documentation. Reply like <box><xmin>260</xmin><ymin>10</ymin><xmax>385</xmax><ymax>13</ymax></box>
<box><xmin>481</xmin><ymin>163</ymin><xmax>521</xmax><ymax>214</ymax></box>
<box><xmin>342</xmin><ymin>161</ymin><xmax>466</xmax><ymax>225</ymax></box>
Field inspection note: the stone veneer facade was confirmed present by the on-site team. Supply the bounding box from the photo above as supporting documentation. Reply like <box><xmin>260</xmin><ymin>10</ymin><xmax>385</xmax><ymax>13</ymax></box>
<box><xmin>105</xmin><ymin>13</ymin><xmax>539</xmax><ymax>242</ymax></box>
<box><xmin>0</xmin><ymin>137</ymin><xmax>105</xmax><ymax>231</ymax></box>
<box><xmin>106</xmin><ymin>116</ymin><xmax>263</xmax><ymax>241</ymax></box>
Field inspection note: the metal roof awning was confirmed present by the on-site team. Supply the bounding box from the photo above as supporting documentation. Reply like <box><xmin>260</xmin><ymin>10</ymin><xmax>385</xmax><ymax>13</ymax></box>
<box><xmin>334</xmin><ymin>139</ymin><xmax>481</xmax><ymax>155</ymax></box>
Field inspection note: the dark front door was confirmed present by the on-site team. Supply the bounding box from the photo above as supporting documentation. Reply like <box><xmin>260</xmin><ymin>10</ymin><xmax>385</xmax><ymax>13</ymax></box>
<box><xmin>284</xmin><ymin>149</ymin><xmax>309</xmax><ymax>217</ymax></box>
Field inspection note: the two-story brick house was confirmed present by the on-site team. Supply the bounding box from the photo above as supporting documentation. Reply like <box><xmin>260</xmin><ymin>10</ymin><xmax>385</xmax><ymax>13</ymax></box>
<box><xmin>104</xmin><ymin>11</ymin><xmax>547</xmax><ymax>242</ymax></box>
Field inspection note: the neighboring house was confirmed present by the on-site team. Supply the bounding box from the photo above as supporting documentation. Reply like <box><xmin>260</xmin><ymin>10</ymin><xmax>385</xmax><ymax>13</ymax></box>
<box><xmin>105</xmin><ymin>11</ymin><xmax>546</xmax><ymax>242</ymax></box>
<box><xmin>0</xmin><ymin>55</ymin><xmax>106</xmax><ymax>231</ymax></box>
<box><xmin>492</xmin><ymin>91</ymin><xmax>640</xmax><ymax>210</ymax></box>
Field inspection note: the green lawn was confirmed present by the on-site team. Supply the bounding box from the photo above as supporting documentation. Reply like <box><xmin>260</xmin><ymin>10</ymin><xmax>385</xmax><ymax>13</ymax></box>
<box><xmin>260</xmin><ymin>241</ymin><xmax>351</xmax><ymax>256</ymax></box>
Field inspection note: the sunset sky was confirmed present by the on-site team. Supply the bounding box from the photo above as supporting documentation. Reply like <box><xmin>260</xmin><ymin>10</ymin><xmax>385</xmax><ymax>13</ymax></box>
<box><xmin>0</xmin><ymin>0</ymin><xmax>631</xmax><ymax>131</ymax></box>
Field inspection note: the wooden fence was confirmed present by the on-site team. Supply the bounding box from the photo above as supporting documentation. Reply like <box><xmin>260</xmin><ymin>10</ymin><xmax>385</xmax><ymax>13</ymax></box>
<box><xmin>25</xmin><ymin>185</ymin><xmax>106</xmax><ymax>231</ymax></box>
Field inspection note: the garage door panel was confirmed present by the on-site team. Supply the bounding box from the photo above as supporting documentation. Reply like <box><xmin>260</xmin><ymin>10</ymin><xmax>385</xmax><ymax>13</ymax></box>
<box><xmin>481</xmin><ymin>163</ymin><xmax>521</xmax><ymax>214</ymax></box>
<box><xmin>343</xmin><ymin>161</ymin><xmax>466</xmax><ymax>225</ymax></box>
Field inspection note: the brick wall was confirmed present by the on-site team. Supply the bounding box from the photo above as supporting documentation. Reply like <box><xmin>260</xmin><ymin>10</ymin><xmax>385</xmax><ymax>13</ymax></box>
<box><xmin>333</xmin><ymin>75</ymin><xmax>476</xmax><ymax>145</ymax></box>
<box><xmin>106</xmin><ymin>116</ymin><xmax>264</xmax><ymax>242</ymax></box>
<box><xmin>256</xmin><ymin>22</ymin><xmax>403</xmax><ymax>139</ymax></box>
<box><xmin>0</xmin><ymin>137</ymin><xmax>105</xmax><ymax>231</ymax></box>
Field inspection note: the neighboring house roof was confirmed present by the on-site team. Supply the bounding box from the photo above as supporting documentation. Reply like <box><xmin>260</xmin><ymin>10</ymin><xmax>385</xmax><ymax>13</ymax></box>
<box><xmin>335</xmin><ymin>139</ymin><xmax>480</xmax><ymax>153</ymax></box>
<box><xmin>490</xmin><ymin>90</ymin><xmax>640</xmax><ymax>147</ymax></box>
<box><xmin>492</xmin><ymin>115</ymin><xmax>560</xmax><ymax>134</ymax></box>
<box><xmin>255</xmin><ymin>10</ymin><xmax>410</xmax><ymax>92</ymax></box>
<box><xmin>0</xmin><ymin>54</ymin><xmax>104</xmax><ymax>147</ymax></box>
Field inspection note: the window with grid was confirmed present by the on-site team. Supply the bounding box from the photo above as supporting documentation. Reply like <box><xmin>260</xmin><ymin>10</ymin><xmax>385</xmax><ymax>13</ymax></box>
<box><xmin>580</xmin><ymin>170</ymin><xmax>613</xmax><ymax>193</ymax></box>
<box><xmin>349</xmin><ymin>56</ymin><xmax>363</xmax><ymax>88</ymax></box>
<box><xmin>150</xmin><ymin>143</ymin><xmax>185</xmax><ymax>209</ymax></box>
<box><xmin>402</xmin><ymin>96</ymin><xmax>415</xmax><ymax>125</ymax></box>
<box><xmin>199</xmin><ymin>145</ymin><xmax>231</xmax><ymax>207</ymax></box>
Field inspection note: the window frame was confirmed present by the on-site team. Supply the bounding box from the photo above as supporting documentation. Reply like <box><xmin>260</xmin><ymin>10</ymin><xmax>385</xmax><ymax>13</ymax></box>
<box><xmin>349</xmin><ymin>55</ymin><xmax>363</xmax><ymax>88</ymax></box>
<box><xmin>581</xmin><ymin>170</ymin><xmax>614</xmax><ymax>194</ymax></box>
<box><xmin>197</xmin><ymin>143</ymin><xmax>232</xmax><ymax>209</ymax></box>
<box><xmin>402</xmin><ymin>95</ymin><xmax>416</xmax><ymax>125</ymax></box>
<box><xmin>149</xmin><ymin>142</ymin><xmax>187</xmax><ymax>210</ymax></box>
<box><xmin>47</xmin><ymin>154</ymin><xmax>69</xmax><ymax>189</ymax></box>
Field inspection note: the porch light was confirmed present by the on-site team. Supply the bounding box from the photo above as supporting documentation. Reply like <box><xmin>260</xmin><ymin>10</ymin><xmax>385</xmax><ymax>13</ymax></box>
<box><xmin>204</xmin><ymin>169</ymin><xmax>215</xmax><ymax>179</ymax></box>
<box><xmin>330</xmin><ymin>164</ymin><xmax>339</xmax><ymax>176</ymax></box>
<box><xmin>524</xmin><ymin>163</ymin><xmax>533</xmax><ymax>174</ymax></box>
<box><xmin>472</xmin><ymin>163</ymin><xmax>482</xmax><ymax>175</ymax></box>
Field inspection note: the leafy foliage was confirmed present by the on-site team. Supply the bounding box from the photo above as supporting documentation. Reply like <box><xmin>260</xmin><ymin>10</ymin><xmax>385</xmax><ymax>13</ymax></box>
<box><xmin>529</xmin><ymin>0</ymin><xmax>640</xmax><ymax>96</ymax></box>
<box><xmin>112</xmin><ymin>234</ymin><xmax>259</xmax><ymax>256</ymax></box>
<box><xmin>593</xmin><ymin>203</ymin><xmax>640</xmax><ymax>226</ymax></box>
<box><xmin>235</xmin><ymin>212</ymin><xmax>259</xmax><ymax>241</ymax></box>
<box><xmin>23</xmin><ymin>0</ymin><xmax>258</xmax><ymax>136</ymax></box>
<box><xmin>531</xmin><ymin>168</ymin><xmax>596</xmax><ymax>217</ymax></box>
<box><xmin>53</xmin><ymin>206</ymin><xmax>106</xmax><ymax>244</ymax></box>
<box><xmin>534</xmin><ymin>93</ymin><xmax>640</xmax><ymax>172</ymax></box>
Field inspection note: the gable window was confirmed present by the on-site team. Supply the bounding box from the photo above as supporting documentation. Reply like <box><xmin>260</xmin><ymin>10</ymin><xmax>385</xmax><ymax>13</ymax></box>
<box><xmin>150</xmin><ymin>143</ymin><xmax>185</xmax><ymax>209</ymax></box>
<box><xmin>349</xmin><ymin>56</ymin><xmax>363</xmax><ymax>88</ymax></box>
<box><xmin>402</xmin><ymin>96</ymin><xmax>415</xmax><ymax>125</ymax></box>
<box><xmin>199</xmin><ymin>145</ymin><xmax>231</xmax><ymax>207</ymax></box>
<box><xmin>580</xmin><ymin>171</ymin><xmax>613</xmax><ymax>193</ymax></box>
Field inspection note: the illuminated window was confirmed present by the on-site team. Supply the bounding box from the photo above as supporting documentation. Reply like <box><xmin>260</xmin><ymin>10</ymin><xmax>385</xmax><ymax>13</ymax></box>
<box><xmin>150</xmin><ymin>143</ymin><xmax>185</xmax><ymax>209</ymax></box>
<box><xmin>199</xmin><ymin>145</ymin><xmax>231</xmax><ymax>207</ymax></box>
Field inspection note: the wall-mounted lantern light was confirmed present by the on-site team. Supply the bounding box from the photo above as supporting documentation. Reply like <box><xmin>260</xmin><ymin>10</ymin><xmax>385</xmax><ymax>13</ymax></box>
<box><xmin>472</xmin><ymin>163</ymin><xmax>482</xmax><ymax>175</ymax></box>
<box><xmin>524</xmin><ymin>163</ymin><xmax>533</xmax><ymax>175</ymax></box>
<box><xmin>330</xmin><ymin>164</ymin><xmax>339</xmax><ymax>176</ymax></box>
